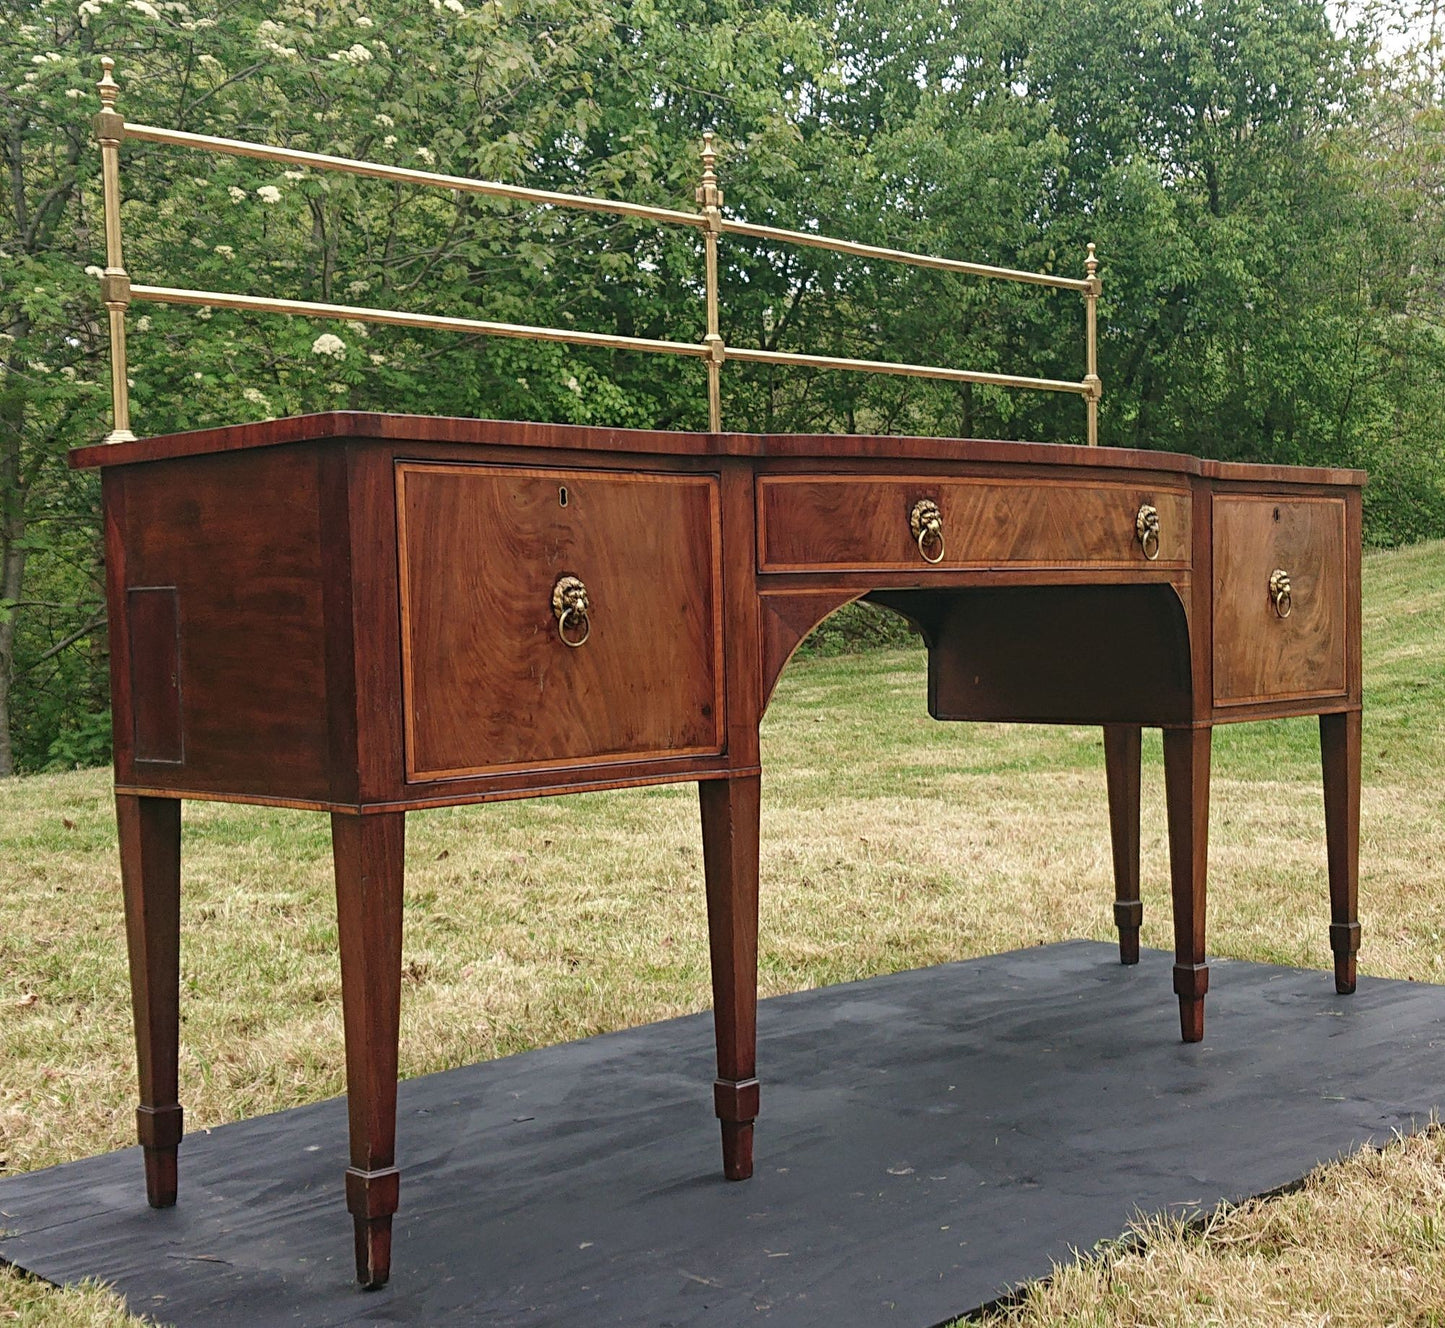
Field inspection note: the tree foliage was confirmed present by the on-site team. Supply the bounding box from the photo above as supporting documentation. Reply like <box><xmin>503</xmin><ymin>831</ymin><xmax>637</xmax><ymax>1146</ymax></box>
<box><xmin>1</xmin><ymin>0</ymin><xmax>1442</xmax><ymax>770</ymax></box>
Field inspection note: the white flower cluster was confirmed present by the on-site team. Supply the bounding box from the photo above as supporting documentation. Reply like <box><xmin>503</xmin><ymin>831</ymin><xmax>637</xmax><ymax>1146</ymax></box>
<box><xmin>256</xmin><ymin>185</ymin><xmax>282</xmax><ymax>204</ymax></box>
<box><xmin>283</xmin><ymin>169</ymin><xmax>307</xmax><ymax>180</ymax></box>
<box><xmin>227</xmin><ymin>185</ymin><xmax>246</xmax><ymax>203</ymax></box>
<box><xmin>373</xmin><ymin>113</ymin><xmax>394</xmax><ymax>127</ymax></box>
<box><xmin>127</xmin><ymin>0</ymin><xmax>161</xmax><ymax>17</ymax></box>
<box><xmin>328</xmin><ymin>43</ymin><xmax>373</xmax><ymax>64</ymax></box>
<box><xmin>355</xmin><ymin>14</ymin><xmax>373</xmax><ymax>25</ymax></box>
<box><xmin>257</xmin><ymin>20</ymin><xmax>299</xmax><ymax>59</ymax></box>
<box><xmin>213</xmin><ymin>244</ymin><xmax>234</xmax><ymax>259</ymax></box>
<box><xmin>241</xmin><ymin>386</ymin><xmax>273</xmax><ymax>416</ymax></box>
<box><xmin>84</xmin><ymin>264</ymin><xmax>103</xmax><ymax>277</ymax></box>
<box><xmin>311</xmin><ymin>333</ymin><xmax>346</xmax><ymax>359</ymax></box>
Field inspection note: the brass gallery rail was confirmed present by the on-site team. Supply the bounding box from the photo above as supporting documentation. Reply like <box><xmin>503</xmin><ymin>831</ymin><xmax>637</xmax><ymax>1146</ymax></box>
<box><xmin>91</xmin><ymin>56</ymin><xmax>1103</xmax><ymax>446</ymax></box>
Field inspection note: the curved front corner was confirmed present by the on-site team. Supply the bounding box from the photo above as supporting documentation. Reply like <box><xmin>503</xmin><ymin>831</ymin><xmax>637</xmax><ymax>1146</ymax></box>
<box><xmin>758</xmin><ymin>591</ymin><xmax>866</xmax><ymax>714</ymax></box>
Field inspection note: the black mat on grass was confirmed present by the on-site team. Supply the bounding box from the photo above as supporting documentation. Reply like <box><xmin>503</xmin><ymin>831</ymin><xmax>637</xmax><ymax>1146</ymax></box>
<box><xmin>3</xmin><ymin>941</ymin><xmax>1443</xmax><ymax>1327</ymax></box>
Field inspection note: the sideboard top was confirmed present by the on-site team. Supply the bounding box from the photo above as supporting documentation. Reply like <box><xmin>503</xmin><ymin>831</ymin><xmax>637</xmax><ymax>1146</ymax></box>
<box><xmin>68</xmin><ymin>412</ymin><xmax>1366</xmax><ymax>487</ymax></box>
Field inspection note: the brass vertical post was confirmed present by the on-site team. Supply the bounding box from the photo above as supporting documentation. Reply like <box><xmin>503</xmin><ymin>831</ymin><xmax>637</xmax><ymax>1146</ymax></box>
<box><xmin>1083</xmin><ymin>241</ymin><xmax>1101</xmax><ymax>447</ymax></box>
<box><xmin>696</xmin><ymin>133</ymin><xmax>724</xmax><ymax>432</ymax></box>
<box><xmin>96</xmin><ymin>57</ymin><xmax>135</xmax><ymax>443</ymax></box>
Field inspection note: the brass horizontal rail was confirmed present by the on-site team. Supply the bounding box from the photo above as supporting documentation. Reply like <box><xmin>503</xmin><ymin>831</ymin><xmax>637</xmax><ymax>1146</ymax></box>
<box><xmin>94</xmin><ymin>57</ymin><xmax>1102</xmax><ymax>444</ymax></box>
<box><xmin>123</xmin><ymin>123</ymin><xmax>708</xmax><ymax>230</ymax></box>
<box><xmin>719</xmin><ymin>220</ymin><xmax>1091</xmax><ymax>292</ymax></box>
<box><xmin>726</xmin><ymin>346</ymin><xmax>1093</xmax><ymax>395</ymax></box>
<box><xmin>129</xmin><ymin>285</ymin><xmax>710</xmax><ymax>359</ymax></box>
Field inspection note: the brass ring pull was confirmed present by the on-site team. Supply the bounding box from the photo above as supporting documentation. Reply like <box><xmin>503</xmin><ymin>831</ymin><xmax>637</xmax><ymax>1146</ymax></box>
<box><xmin>1135</xmin><ymin>504</ymin><xmax>1160</xmax><ymax>561</ymax></box>
<box><xmin>551</xmin><ymin>574</ymin><xmax>591</xmax><ymax>647</ymax></box>
<box><xmin>910</xmin><ymin>498</ymin><xmax>945</xmax><ymax>564</ymax></box>
<box><xmin>1269</xmin><ymin>568</ymin><xmax>1292</xmax><ymax>619</ymax></box>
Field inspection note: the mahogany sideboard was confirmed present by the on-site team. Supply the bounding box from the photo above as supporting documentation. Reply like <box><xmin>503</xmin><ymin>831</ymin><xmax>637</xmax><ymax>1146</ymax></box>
<box><xmin>71</xmin><ymin>412</ymin><xmax>1364</xmax><ymax>1289</ymax></box>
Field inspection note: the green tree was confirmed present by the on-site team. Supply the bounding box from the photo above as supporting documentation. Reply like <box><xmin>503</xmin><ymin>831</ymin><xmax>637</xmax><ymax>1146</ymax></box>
<box><xmin>0</xmin><ymin>0</ymin><xmax>836</xmax><ymax>771</ymax></box>
<box><xmin>1</xmin><ymin>0</ymin><xmax>1441</xmax><ymax>770</ymax></box>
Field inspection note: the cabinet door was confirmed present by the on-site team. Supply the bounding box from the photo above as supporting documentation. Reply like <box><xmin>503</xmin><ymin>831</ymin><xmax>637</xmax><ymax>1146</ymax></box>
<box><xmin>398</xmin><ymin>463</ymin><xmax>725</xmax><ymax>781</ymax></box>
<box><xmin>1212</xmin><ymin>495</ymin><xmax>1347</xmax><ymax>706</ymax></box>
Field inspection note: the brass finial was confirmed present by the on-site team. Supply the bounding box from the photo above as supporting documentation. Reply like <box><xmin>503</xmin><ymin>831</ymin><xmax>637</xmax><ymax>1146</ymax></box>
<box><xmin>98</xmin><ymin>55</ymin><xmax>119</xmax><ymax>107</ymax></box>
<box><xmin>696</xmin><ymin>131</ymin><xmax>722</xmax><ymax>216</ymax></box>
<box><xmin>1085</xmin><ymin>241</ymin><xmax>1098</xmax><ymax>280</ymax></box>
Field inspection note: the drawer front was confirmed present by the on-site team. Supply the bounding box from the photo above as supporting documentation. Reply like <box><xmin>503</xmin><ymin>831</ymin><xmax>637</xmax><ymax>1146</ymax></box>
<box><xmin>398</xmin><ymin>463</ymin><xmax>725</xmax><ymax>781</ymax></box>
<box><xmin>1212</xmin><ymin>495</ymin><xmax>1347</xmax><ymax>706</ymax></box>
<box><xmin>757</xmin><ymin>475</ymin><xmax>1191</xmax><ymax>571</ymax></box>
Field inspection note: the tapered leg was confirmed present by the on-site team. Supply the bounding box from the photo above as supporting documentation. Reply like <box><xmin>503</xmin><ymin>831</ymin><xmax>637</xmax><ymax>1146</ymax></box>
<box><xmin>699</xmin><ymin>774</ymin><xmax>761</xmax><ymax>1182</ymax></box>
<box><xmin>332</xmin><ymin>811</ymin><xmax>406</xmax><ymax>1290</ymax></box>
<box><xmin>1103</xmin><ymin>725</ymin><xmax>1143</xmax><ymax>965</ymax></box>
<box><xmin>1163</xmin><ymin>727</ymin><xmax>1210</xmax><ymax>1043</ymax></box>
<box><xmin>1321</xmin><ymin>710</ymin><xmax>1361</xmax><ymax>995</ymax></box>
<box><xmin>117</xmin><ymin>794</ymin><xmax>183</xmax><ymax>1208</ymax></box>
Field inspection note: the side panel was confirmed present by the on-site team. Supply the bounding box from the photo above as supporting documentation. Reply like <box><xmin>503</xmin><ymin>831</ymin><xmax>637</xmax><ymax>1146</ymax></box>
<box><xmin>126</xmin><ymin>587</ymin><xmax>183</xmax><ymax>764</ymax></box>
<box><xmin>111</xmin><ymin>447</ymin><xmax>331</xmax><ymax>801</ymax></box>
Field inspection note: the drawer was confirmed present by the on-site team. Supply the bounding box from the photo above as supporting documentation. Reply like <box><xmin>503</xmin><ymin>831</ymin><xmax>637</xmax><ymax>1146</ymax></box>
<box><xmin>1212</xmin><ymin>495</ymin><xmax>1347</xmax><ymax>706</ymax></box>
<box><xmin>397</xmin><ymin>463</ymin><xmax>725</xmax><ymax>781</ymax></box>
<box><xmin>757</xmin><ymin>475</ymin><xmax>1190</xmax><ymax>571</ymax></box>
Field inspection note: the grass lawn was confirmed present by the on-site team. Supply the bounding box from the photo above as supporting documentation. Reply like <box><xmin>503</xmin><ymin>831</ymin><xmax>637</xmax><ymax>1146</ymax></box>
<box><xmin>3</xmin><ymin>539</ymin><xmax>1444</xmax><ymax>1326</ymax></box>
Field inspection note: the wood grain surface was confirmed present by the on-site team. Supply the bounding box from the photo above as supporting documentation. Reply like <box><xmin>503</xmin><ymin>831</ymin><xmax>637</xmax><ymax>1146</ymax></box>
<box><xmin>1211</xmin><ymin>496</ymin><xmax>1347</xmax><ymax>706</ymax></box>
<box><xmin>113</xmin><ymin>448</ymin><xmax>332</xmax><ymax>800</ymax></box>
<box><xmin>1104</xmin><ymin>724</ymin><xmax>1144</xmax><ymax>965</ymax></box>
<box><xmin>923</xmin><ymin>583</ymin><xmax>1194</xmax><ymax>726</ymax></box>
<box><xmin>125</xmin><ymin>588</ymin><xmax>183</xmax><ymax>764</ymax></box>
<box><xmin>757</xmin><ymin>475</ymin><xmax>1191</xmax><ymax>571</ymax></box>
<box><xmin>69</xmin><ymin>413</ymin><xmax>1369</xmax><ymax>489</ymax></box>
<box><xmin>1321</xmin><ymin>710</ymin><xmax>1362</xmax><ymax>995</ymax></box>
<box><xmin>115</xmin><ymin>794</ymin><xmax>183</xmax><ymax>1209</ymax></box>
<box><xmin>85</xmin><ymin>415</ymin><xmax>1365</xmax><ymax>1289</ymax></box>
<box><xmin>1163</xmin><ymin>726</ymin><xmax>1211</xmax><ymax>1044</ymax></box>
<box><xmin>332</xmin><ymin>810</ymin><xmax>406</xmax><ymax>1289</ymax></box>
<box><xmin>397</xmin><ymin>463</ymin><xmax>725</xmax><ymax>780</ymax></box>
